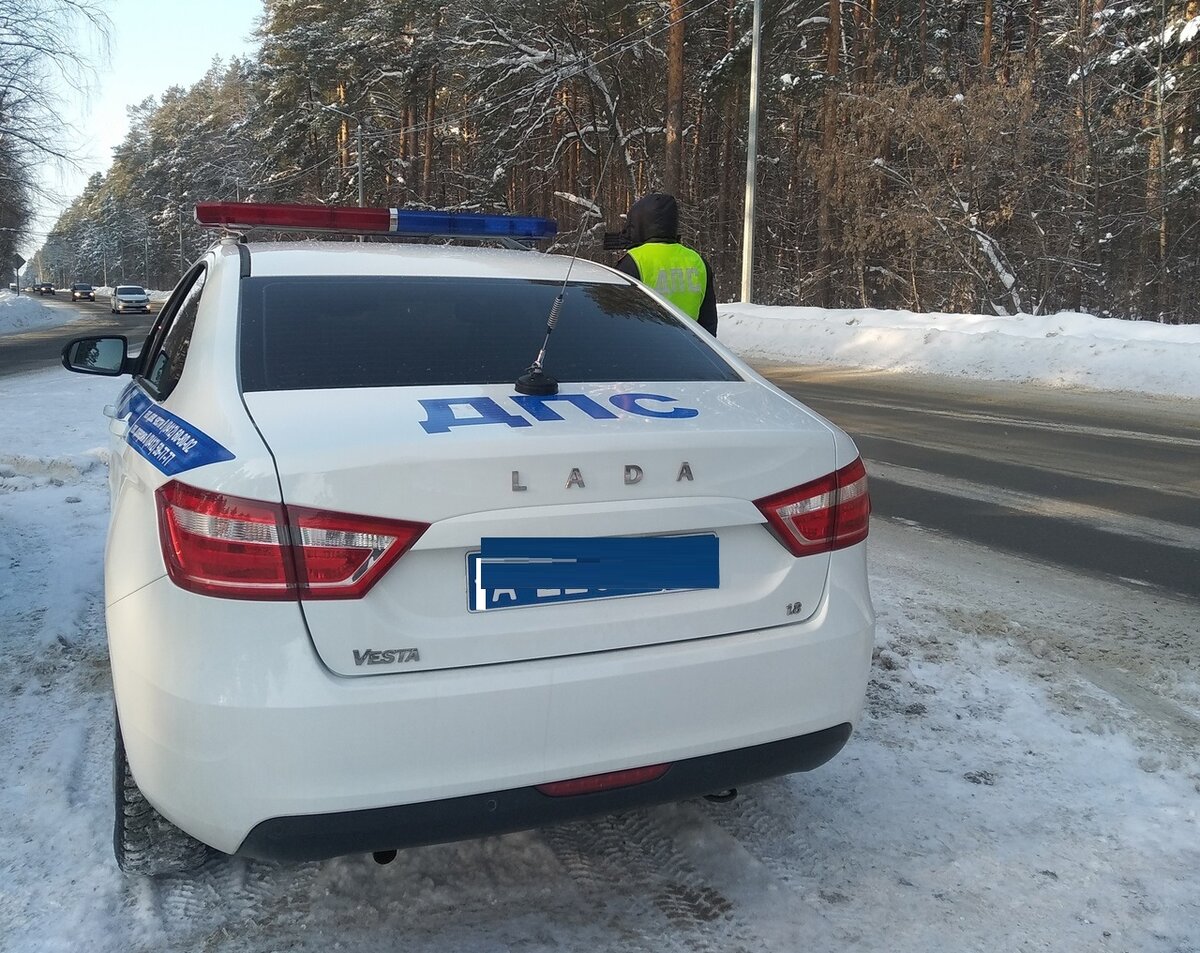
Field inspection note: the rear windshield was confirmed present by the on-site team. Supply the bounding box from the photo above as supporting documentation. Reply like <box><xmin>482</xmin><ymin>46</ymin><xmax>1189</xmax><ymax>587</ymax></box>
<box><xmin>238</xmin><ymin>276</ymin><xmax>739</xmax><ymax>391</ymax></box>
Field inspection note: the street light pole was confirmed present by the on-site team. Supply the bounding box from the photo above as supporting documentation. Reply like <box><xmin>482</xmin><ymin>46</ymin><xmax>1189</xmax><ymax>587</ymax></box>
<box><xmin>740</xmin><ymin>0</ymin><xmax>763</xmax><ymax>303</ymax></box>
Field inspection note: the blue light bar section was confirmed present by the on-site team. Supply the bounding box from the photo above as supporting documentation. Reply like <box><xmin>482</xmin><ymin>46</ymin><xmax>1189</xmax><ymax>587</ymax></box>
<box><xmin>480</xmin><ymin>535</ymin><xmax>719</xmax><ymax>591</ymax></box>
<box><xmin>392</xmin><ymin>210</ymin><xmax>557</xmax><ymax>240</ymax></box>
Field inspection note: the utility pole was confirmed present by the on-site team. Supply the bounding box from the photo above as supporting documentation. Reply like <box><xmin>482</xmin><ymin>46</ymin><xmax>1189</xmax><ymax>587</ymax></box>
<box><xmin>740</xmin><ymin>0</ymin><xmax>763</xmax><ymax>303</ymax></box>
<box><xmin>178</xmin><ymin>207</ymin><xmax>184</xmax><ymax>275</ymax></box>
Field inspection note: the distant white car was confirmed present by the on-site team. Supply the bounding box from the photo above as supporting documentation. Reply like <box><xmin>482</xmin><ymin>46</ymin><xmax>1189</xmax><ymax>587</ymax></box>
<box><xmin>61</xmin><ymin>202</ymin><xmax>874</xmax><ymax>876</ymax></box>
<box><xmin>110</xmin><ymin>285</ymin><xmax>150</xmax><ymax>314</ymax></box>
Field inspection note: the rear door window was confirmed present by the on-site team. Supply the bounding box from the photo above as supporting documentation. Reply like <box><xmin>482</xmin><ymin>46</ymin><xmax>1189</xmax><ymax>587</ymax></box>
<box><xmin>238</xmin><ymin>276</ymin><xmax>739</xmax><ymax>391</ymax></box>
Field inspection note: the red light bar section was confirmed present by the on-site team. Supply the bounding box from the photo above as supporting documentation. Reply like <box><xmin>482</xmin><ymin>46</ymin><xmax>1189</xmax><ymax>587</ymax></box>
<box><xmin>195</xmin><ymin>202</ymin><xmax>393</xmax><ymax>232</ymax></box>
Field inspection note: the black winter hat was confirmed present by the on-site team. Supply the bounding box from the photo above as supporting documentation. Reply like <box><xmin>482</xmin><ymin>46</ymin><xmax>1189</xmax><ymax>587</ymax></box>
<box><xmin>627</xmin><ymin>193</ymin><xmax>680</xmax><ymax>245</ymax></box>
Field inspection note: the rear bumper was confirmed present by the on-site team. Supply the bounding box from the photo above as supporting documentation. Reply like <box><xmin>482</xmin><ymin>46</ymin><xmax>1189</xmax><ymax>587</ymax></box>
<box><xmin>238</xmin><ymin>724</ymin><xmax>851</xmax><ymax>861</ymax></box>
<box><xmin>107</xmin><ymin>547</ymin><xmax>874</xmax><ymax>857</ymax></box>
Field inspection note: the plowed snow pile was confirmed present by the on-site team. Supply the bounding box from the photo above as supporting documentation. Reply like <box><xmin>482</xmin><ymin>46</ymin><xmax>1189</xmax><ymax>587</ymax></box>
<box><xmin>720</xmin><ymin>303</ymin><xmax>1200</xmax><ymax>399</ymax></box>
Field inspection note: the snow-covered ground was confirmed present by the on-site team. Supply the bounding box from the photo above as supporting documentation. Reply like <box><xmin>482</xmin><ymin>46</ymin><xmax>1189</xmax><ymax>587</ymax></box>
<box><xmin>1</xmin><ymin>306</ymin><xmax>1198</xmax><ymax>951</ymax></box>
<box><xmin>0</xmin><ymin>289</ymin><xmax>87</xmax><ymax>336</ymax></box>
<box><xmin>720</xmin><ymin>303</ymin><xmax>1200</xmax><ymax>399</ymax></box>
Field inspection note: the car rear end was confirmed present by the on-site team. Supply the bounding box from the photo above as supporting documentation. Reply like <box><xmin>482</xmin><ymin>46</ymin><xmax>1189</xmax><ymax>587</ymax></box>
<box><xmin>110</xmin><ymin>241</ymin><xmax>873</xmax><ymax>862</ymax></box>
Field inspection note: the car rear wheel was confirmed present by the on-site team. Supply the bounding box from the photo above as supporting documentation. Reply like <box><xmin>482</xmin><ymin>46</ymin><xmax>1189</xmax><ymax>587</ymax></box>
<box><xmin>113</xmin><ymin>709</ymin><xmax>213</xmax><ymax>876</ymax></box>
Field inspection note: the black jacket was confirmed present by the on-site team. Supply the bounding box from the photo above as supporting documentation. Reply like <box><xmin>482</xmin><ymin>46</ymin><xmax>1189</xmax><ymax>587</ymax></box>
<box><xmin>615</xmin><ymin>193</ymin><xmax>718</xmax><ymax>336</ymax></box>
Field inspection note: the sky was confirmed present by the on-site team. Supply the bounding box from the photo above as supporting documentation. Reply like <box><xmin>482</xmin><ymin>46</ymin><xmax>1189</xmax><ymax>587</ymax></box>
<box><xmin>26</xmin><ymin>0</ymin><xmax>264</xmax><ymax>257</ymax></box>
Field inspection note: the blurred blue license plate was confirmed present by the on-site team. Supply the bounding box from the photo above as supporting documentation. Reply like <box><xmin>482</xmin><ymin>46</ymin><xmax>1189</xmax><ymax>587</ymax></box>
<box><xmin>466</xmin><ymin>534</ymin><xmax>718</xmax><ymax>612</ymax></box>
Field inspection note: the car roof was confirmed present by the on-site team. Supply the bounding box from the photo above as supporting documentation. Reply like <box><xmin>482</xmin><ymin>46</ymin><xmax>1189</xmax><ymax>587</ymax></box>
<box><xmin>242</xmin><ymin>241</ymin><xmax>628</xmax><ymax>284</ymax></box>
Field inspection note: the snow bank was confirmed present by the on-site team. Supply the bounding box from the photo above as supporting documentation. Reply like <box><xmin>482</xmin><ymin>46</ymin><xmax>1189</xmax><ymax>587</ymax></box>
<box><xmin>0</xmin><ymin>290</ymin><xmax>83</xmax><ymax>337</ymax></box>
<box><xmin>720</xmin><ymin>304</ymin><xmax>1200</xmax><ymax>399</ymax></box>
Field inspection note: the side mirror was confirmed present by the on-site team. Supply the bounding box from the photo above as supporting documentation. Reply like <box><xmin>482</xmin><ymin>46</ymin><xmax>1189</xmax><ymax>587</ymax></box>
<box><xmin>61</xmin><ymin>336</ymin><xmax>130</xmax><ymax>376</ymax></box>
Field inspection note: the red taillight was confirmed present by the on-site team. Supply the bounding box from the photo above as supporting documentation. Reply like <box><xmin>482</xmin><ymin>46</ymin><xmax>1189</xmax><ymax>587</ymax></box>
<box><xmin>287</xmin><ymin>505</ymin><xmax>428</xmax><ymax>600</ymax></box>
<box><xmin>155</xmin><ymin>481</ymin><xmax>427</xmax><ymax>600</ymax></box>
<box><xmin>156</xmin><ymin>481</ymin><xmax>292</xmax><ymax>599</ymax></box>
<box><xmin>753</xmin><ymin>457</ymin><xmax>871</xmax><ymax>557</ymax></box>
<box><xmin>535</xmin><ymin>763</ymin><xmax>671</xmax><ymax>798</ymax></box>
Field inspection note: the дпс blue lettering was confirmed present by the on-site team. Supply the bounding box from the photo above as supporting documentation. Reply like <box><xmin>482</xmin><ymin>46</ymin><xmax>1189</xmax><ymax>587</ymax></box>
<box><xmin>420</xmin><ymin>392</ymin><xmax>699</xmax><ymax>434</ymax></box>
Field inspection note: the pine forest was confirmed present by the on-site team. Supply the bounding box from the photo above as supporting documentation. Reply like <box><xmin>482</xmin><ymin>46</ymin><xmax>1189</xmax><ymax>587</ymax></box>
<box><xmin>16</xmin><ymin>0</ymin><xmax>1200</xmax><ymax>322</ymax></box>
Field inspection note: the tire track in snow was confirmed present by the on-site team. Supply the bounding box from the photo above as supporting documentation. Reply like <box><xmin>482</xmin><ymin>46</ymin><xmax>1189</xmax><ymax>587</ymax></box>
<box><xmin>542</xmin><ymin>808</ymin><xmax>771</xmax><ymax>953</ymax></box>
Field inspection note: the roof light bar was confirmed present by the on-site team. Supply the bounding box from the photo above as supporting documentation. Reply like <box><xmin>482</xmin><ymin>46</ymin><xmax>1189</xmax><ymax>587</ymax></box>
<box><xmin>194</xmin><ymin>202</ymin><xmax>557</xmax><ymax>240</ymax></box>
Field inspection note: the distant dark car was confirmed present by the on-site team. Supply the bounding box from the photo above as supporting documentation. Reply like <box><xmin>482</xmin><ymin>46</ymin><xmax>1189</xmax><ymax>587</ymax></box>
<box><xmin>71</xmin><ymin>283</ymin><xmax>96</xmax><ymax>301</ymax></box>
<box><xmin>35</xmin><ymin>282</ymin><xmax>55</xmax><ymax>295</ymax></box>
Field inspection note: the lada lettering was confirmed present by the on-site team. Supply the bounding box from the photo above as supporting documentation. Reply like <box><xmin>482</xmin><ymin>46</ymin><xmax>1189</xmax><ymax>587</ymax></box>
<box><xmin>511</xmin><ymin>462</ymin><xmax>695</xmax><ymax>491</ymax></box>
<box><xmin>352</xmin><ymin>648</ymin><xmax>421</xmax><ymax>666</ymax></box>
<box><xmin>420</xmin><ymin>392</ymin><xmax>699</xmax><ymax>434</ymax></box>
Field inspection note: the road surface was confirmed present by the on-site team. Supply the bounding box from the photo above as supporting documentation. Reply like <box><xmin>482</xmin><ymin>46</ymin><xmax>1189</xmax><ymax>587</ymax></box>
<box><xmin>0</xmin><ymin>293</ymin><xmax>158</xmax><ymax>376</ymax></box>
<box><xmin>757</xmin><ymin>364</ymin><xmax>1200</xmax><ymax>599</ymax></box>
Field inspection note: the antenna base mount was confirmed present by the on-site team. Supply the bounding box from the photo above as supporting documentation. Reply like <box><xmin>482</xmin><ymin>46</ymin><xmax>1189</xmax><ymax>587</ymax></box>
<box><xmin>515</xmin><ymin>366</ymin><xmax>559</xmax><ymax>396</ymax></box>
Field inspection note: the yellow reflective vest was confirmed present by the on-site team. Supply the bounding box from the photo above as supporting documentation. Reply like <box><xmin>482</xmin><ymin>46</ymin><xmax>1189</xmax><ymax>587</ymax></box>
<box><xmin>626</xmin><ymin>242</ymin><xmax>708</xmax><ymax>320</ymax></box>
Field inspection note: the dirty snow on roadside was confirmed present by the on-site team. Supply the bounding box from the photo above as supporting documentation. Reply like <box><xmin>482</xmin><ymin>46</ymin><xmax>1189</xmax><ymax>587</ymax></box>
<box><xmin>1</xmin><ymin>367</ymin><xmax>1197</xmax><ymax>953</ymax></box>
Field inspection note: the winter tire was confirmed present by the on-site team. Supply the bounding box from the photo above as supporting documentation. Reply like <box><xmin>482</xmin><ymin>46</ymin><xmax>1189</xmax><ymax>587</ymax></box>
<box><xmin>113</xmin><ymin>710</ymin><xmax>212</xmax><ymax>876</ymax></box>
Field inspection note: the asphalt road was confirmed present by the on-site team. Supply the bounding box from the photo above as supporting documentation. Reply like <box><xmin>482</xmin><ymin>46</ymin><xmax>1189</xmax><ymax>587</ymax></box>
<box><xmin>757</xmin><ymin>363</ymin><xmax>1200</xmax><ymax>600</ymax></box>
<box><xmin>0</xmin><ymin>293</ymin><xmax>158</xmax><ymax>376</ymax></box>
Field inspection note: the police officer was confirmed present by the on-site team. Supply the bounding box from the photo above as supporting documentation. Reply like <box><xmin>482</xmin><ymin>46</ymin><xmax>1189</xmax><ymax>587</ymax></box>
<box><xmin>614</xmin><ymin>193</ymin><xmax>718</xmax><ymax>336</ymax></box>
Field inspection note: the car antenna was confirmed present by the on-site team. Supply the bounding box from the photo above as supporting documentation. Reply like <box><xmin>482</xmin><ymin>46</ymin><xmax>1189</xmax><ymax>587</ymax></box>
<box><xmin>515</xmin><ymin>138</ymin><xmax>621</xmax><ymax>397</ymax></box>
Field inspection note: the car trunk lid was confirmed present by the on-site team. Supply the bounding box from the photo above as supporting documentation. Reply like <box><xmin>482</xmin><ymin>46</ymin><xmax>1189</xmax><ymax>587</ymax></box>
<box><xmin>243</xmin><ymin>381</ymin><xmax>837</xmax><ymax>675</ymax></box>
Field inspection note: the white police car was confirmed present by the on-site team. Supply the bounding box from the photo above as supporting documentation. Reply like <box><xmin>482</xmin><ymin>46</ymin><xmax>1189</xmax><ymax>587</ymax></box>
<box><xmin>61</xmin><ymin>202</ymin><xmax>874</xmax><ymax>875</ymax></box>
